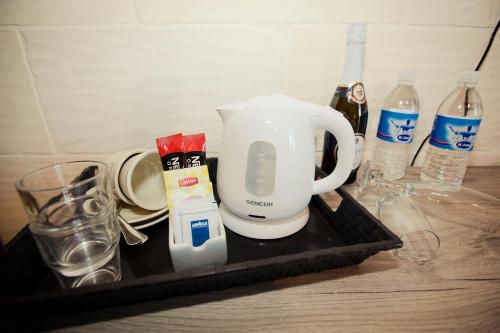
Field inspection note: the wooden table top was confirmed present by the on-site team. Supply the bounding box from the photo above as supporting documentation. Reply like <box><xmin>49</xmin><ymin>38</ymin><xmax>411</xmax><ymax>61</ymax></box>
<box><xmin>13</xmin><ymin>167</ymin><xmax>500</xmax><ymax>332</ymax></box>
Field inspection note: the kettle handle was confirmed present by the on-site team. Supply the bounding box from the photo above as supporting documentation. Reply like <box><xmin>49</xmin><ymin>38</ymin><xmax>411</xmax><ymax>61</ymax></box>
<box><xmin>312</xmin><ymin>107</ymin><xmax>356</xmax><ymax>195</ymax></box>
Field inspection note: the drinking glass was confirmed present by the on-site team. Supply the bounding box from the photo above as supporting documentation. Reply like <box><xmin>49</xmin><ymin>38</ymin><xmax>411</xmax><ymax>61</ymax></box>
<box><xmin>377</xmin><ymin>190</ymin><xmax>440</xmax><ymax>262</ymax></box>
<box><xmin>357</xmin><ymin>161</ymin><xmax>440</xmax><ymax>262</ymax></box>
<box><xmin>16</xmin><ymin>161</ymin><xmax>121</xmax><ymax>288</ymax></box>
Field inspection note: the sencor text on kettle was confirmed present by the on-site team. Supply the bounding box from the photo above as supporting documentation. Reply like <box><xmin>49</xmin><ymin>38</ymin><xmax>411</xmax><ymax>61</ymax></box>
<box><xmin>246</xmin><ymin>200</ymin><xmax>273</xmax><ymax>207</ymax></box>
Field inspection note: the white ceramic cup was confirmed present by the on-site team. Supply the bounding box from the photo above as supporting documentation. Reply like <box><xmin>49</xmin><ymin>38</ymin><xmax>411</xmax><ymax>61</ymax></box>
<box><xmin>105</xmin><ymin>148</ymin><xmax>147</xmax><ymax>205</ymax></box>
<box><xmin>118</xmin><ymin>149</ymin><xmax>166</xmax><ymax>211</ymax></box>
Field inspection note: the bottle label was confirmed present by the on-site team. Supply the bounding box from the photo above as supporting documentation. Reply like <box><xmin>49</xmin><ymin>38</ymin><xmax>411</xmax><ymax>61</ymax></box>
<box><xmin>376</xmin><ymin>109</ymin><xmax>418</xmax><ymax>144</ymax></box>
<box><xmin>353</xmin><ymin>134</ymin><xmax>364</xmax><ymax>169</ymax></box>
<box><xmin>429</xmin><ymin>115</ymin><xmax>481</xmax><ymax>152</ymax></box>
<box><xmin>333</xmin><ymin>133</ymin><xmax>364</xmax><ymax>170</ymax></box>
<box><xmin>347</xmin><ymin>82</ymin><xmax>366</xmax><ymax>105</ymax></box>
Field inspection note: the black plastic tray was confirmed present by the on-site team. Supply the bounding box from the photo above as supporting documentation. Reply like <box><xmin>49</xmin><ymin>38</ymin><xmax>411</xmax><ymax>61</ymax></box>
<box><xmin>0</xmin><ymin>158</ymin><xmax>402</xmax><ymax>320</ymax></box>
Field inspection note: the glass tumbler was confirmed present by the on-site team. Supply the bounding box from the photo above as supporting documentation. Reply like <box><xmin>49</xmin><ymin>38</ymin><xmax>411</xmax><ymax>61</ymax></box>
<box><xmin>16</xmin><ymin>161</ymin><xmax>121</xmax><ymax>288</ymax></box>
<box><xmin>377</xmin><ymin>190</ymin><xmax>440</xmax><ymax>262</ymax></box>
<box><xmin>357</xmin><ymin>160</ymin><xmax>440</xmax><ymax>262</ymax></box>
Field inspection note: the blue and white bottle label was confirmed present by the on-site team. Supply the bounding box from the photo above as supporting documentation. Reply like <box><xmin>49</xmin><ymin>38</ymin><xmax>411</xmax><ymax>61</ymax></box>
<box><xmin>376</xmin><ymin>109</ymin><xmax>418</xmax><ymax>144</ymax></box>
<box><xmin>429</xmin><ymin>115</ymin><xmax>481</xmax><ymax>152</ymax></box>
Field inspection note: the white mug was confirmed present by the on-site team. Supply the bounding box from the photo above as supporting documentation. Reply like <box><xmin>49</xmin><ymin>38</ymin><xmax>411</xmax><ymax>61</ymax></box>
<box><xmin>105</xmin><ymin>148</ymin><xmax>146</xmax><ymax>205</ymax></box>
<box><xmin>118</xmin><ymin>149</ymin><xmax>166</xmax><ymax>211</ymax></box>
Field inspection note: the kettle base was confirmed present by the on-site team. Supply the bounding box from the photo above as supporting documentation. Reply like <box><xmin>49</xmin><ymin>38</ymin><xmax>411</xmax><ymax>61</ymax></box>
<box><xmin>219</xmin><ymin>203</ymin><xmax>309</xmax><ymax>239</ymax></box>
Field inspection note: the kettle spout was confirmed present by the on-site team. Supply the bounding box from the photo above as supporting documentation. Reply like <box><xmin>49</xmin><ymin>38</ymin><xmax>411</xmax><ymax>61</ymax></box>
<box><xmin>216</xmin><ymin>102</ymin><xmax>247</xmax><ymax>122</ymax></box>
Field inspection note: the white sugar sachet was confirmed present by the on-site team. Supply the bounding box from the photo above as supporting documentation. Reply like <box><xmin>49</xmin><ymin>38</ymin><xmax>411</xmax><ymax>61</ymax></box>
<box><xmin>172</xmin><ymin>197</ymin><xmax>220</xmax><ymax>247</ymax></box>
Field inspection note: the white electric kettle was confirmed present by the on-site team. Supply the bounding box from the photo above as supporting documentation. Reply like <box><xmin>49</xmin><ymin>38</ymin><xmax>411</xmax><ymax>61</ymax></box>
<box><xmin>216</xmin><ymin>94</ymin><xmax>355</xmax><ymax>239</ymax></box>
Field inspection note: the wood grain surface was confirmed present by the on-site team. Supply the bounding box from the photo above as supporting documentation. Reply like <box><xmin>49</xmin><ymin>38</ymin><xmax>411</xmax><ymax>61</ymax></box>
<box><xmin>5</xmin><ymin>167</ymin><xmax>500</xmax><ymax>332</ymax></box>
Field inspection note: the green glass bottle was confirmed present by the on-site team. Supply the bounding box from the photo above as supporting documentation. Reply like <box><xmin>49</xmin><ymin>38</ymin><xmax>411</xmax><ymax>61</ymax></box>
<box><xmin>321</xmin><ymin>23</ymin><xmax>368</xmax><ymax>184</ymax></box>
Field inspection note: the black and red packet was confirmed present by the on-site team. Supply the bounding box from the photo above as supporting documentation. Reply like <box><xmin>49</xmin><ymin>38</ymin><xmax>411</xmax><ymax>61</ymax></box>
<box><xmin>156</xmin><ymin>133</ymin><xmax>185</xmax><ymax>171</ymax></box>
<box><xmin>184</xmin><ymin>133</ymin><xmax>206</xmax><ymax>168</ymax></box>
<box><xmin>156</xmin><ymin>133</ymin><xmax>206</xmax><ymax>170</ymax></box>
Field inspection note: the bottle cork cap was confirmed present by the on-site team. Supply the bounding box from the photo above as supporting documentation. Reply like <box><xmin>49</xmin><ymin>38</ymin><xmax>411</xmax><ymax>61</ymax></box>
<box><xmin>458</xmin><ymin>71</ymin><xmax>480</xmax><ymax>84</ymax></box>
<box><xmin>346</xmin><ymin>23</ymin><xmax>367</xmax><ymax>44</ymax></box>
<box><xmin>398</xmin><ymin>70</ymin><xmax>416</xmax><ymax>83</ymax></box>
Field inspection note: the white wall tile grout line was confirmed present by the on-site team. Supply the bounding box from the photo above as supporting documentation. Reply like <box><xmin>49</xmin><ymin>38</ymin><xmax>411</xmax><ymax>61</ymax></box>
<box><xmin>14</xmin><ymin>28</ymin><xmax>64</xmax><ymax>154</ymax></box>
<box><xmin>405</xmin><ymin>0</ymin><xmax>411</xmax><ymax>26</ymax></box>
<box><xmin>0</xmin><ymin>153</ymin><xmax>109</xmax><ymax>158</ymax></box>
<box><xmin>129</xmin><ymin>0</ymin><xmax>141</xmax><ymax>24</ymax></box>
<box><xmin>284</xmin><ymin>24</ymin><xmax>292</xmax><ymax>95</ymax></box>
<box><xmin>0</xmin><ymin>23</ymin><xmax>496</xmax><ymax>29</ymax></box>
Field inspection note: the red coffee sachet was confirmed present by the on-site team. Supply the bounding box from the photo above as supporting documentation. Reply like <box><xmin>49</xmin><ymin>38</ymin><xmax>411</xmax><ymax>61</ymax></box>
<box><xmin>156</xmin><ymin>133</ymin><xmax>185</xmax><ymax>171</ymax></box>
<box><xmin>183</xmin><ymin>133</ymin><xmax>206</xmax><ymax>168</ymax></box>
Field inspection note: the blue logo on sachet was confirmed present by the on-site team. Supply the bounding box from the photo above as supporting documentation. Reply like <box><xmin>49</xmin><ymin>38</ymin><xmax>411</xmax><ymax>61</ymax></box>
<box><xmin>377</xmin><ymin>109</ymin><xmax>418</xmax><ymax>144</ymax></box>
<box><xmin>191</xmin><ymin>219</ymin><xmax>209</xmax><ymax>247</ymax></box>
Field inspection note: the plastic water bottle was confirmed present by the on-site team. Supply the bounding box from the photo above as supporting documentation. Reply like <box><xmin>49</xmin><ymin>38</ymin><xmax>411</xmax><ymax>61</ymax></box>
<box><xmin>420</xmin><ymin>71</ymin><xmax>482</xmax><ymax>185</ymax></box>
<box><xmin>374</xmin><ymin>71</ymin><xmax>419</xmax><ymax>180</ymax></box>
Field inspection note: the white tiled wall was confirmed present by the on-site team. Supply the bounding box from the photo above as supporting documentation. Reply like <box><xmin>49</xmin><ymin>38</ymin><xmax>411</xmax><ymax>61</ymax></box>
<box><xmin>0</xmin><ymin>1</ymin><xmax>499</xmax><ymax>242</ymax></box>
<box><xmin>22</xmin><ymin>26</ymin><xmax>290</xmax><ymax>153</ymax></box>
